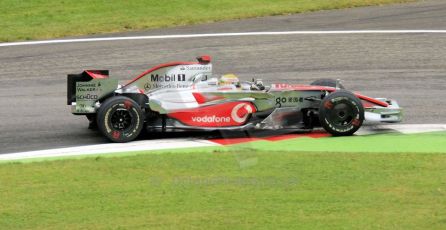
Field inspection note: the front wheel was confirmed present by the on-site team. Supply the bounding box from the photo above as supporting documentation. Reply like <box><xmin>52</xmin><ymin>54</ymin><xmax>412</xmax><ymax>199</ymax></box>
<box><xmin>319</xmin><ymin>90</ymin><xmax>364</xmax><ymax>136</ymax></box>
<box><xmin>97</xmin><ymin>96</ymin><xmax>144</xmax><ymax>142</ymax></box>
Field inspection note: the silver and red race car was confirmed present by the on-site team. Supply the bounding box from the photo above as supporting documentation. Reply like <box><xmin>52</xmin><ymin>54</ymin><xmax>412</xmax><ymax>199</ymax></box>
<box><xmin>67</xmin><ymin>56</ymin><xmax>402</xmax><ymax>142</ymax></box>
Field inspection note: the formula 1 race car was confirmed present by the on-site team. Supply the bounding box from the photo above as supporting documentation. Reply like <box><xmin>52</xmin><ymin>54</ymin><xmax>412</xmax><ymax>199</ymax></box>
<box><xmin>67</xmin><ymin>56</ymin><xmax>402</xmax><ymax>142</ymax></box>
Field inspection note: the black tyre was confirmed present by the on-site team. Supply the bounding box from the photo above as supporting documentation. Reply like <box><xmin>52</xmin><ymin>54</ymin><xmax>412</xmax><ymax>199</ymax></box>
<box><xmin>310</xmin><ymin>79</ymin><xmax>345</xmax><ymax>89</ymax></box>
<box><xmin>319</xmin><ymin>90</ymin><xmax>364</xmax><ymax>136</ymax></box>
<box><xmin>97</xmin><ymin>96</ymin><xmax>144</xmax><ymax>142</ymax></box>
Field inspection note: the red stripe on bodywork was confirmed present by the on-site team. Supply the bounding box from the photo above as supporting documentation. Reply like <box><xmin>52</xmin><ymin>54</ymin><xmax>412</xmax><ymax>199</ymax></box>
<box><xmin>85</xmin><ymin>70</ymin><xmax>108</xmax><ymax>79</ymax></box>
<box><xmin>192</xmin><ymin>92</ymin><xmax>225</xmax><ymax>104</ymax></box>
<box><xmin>192</xmin><ymin>92</ymin><xmax>207</xmax><ymax>104</ymax></box>
<box><xmin>123</xmin><ymin>61</ymin><xmax>198</xmax><ymax>86</ymax></box>
<box><xmin>355</xmin><ymin>94</ymin><xmax>388</xmax><ymax>107</ymax></box>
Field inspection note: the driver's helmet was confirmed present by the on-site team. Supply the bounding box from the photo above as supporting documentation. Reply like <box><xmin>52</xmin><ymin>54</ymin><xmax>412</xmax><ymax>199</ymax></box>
<box><xmin>219</xmin><ymin>74</ymin><xmax>239</xmax><ymax>86</ymax></box>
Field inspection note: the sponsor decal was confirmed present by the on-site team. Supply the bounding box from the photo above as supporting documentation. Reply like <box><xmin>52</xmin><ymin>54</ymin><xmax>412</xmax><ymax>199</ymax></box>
<box><xmin>76</xmin><ymin>94</ymin><xmax>98</xmax><ymax>100</ymax></box>
<box><xmin>77</xmin><ymin>82</ymin><xmax>97</xmax><ymax>88</ymax></box>
<box><xmin>191</xmin><ymin>116</ymin><xmax>230</xmax><ymax>123</ymax></box>
<box><xmin>74</xmin><ymin>79</ymin><xmax>118</xmax><ymax>114</ymax></box>
<box><xmin>76</xmin><ymin>88</ymin><xmax>96</xmax><ymax>92</ymax></box>
<box><xmin>150</xmin><ymin>74</ymin><xmax>186</xmax><ymax>82</ymax></box>
<box><xmin>112</xmin><ymin>131</ymin><xmax>121</xmax><ymax>140</ymax></box>
<box><xmin>75</xmin><ymin>81</ymin><xmax>103</xmax><ymax>100</ymax></box>
<box><xmin>74</xmin><ymin>103</ymin><xmax>95</xmax><ymax>113</ymax></box>
<box><xmin>143</xmin><ymin>73</ymin><xmax>189</xmax><ymax>90</ymax></box>
<box><xmin>185</xmin><ymin>65</ymin><xmax>211</xmax><ymax>71</ymax></box>
<box><xmin>144</xmin><ymin>83</ymin><xmax>152</xmax><ymax>90</ymax></box>
<box><xmin>275</xmin><ymin>96</ymin><xmax>304</xmax><ymax>108</ymax></box>
<box><xmin>123</xmin><ymin>100</ymin><xmax>133</xmax><ymax>110</ymax></box>
<box><xmin>144</xmin><ymin>83</ymin><xmax>190</xmax><ymax>90</ymax></box>
<box><xmin>231</xmin><ymin>103</ymin><xmax>253</xmax><ymax>123</ymax></box>
<box><xmin>168</xmin><ymin>102</ymin><xmax>256</xmax><ymax>127</ymax></box>
<box><xmin>271</xmin><ymin>83</ymin><xmax>292</xmax><ymax>89</ymax></box>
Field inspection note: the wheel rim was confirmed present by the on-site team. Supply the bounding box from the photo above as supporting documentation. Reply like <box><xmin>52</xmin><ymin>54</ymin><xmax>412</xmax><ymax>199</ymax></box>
<box><xmin>327</xmin><ymin>102</ymin><xmax>355</xmax><ymax>126</ymax></box>
<box><xmin>110</xmin><ymin>108</ymin><xmax>133</xmax><ymax>131</ymax></box>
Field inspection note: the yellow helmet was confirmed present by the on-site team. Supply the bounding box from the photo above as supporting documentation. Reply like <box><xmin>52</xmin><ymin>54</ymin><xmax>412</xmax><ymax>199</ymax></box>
<box><xmin>219</xmin><ymin>74</ymin><xmax>239</xmax><ymax>85</ymax></box>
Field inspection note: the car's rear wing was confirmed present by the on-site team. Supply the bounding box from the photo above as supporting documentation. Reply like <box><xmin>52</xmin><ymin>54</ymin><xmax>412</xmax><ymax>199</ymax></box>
<box><xmin>67</xmin><ymin>70</ymin><xmax>118</xmax><ymax>114</ymax></box>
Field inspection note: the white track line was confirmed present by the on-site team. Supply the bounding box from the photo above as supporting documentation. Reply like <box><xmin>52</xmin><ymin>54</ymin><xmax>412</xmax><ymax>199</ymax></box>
<box><xmin>357</xmin><ymin>124</ymin><xmax>446</xmax><ymax>135</ymax></box>
<box><xmin>0</xmin><ymin>139</ymin><xmax>218</xmax><ymax>161</ymax></box>
<box><xmin>1</xmin><ymin>30</ymin><xmax>446</xmax><ymax>47</ymax></box>
<box><xmin>1</xmin><ymin>124</ymin><xmax>445</xmax><ymax>161</ymax></box>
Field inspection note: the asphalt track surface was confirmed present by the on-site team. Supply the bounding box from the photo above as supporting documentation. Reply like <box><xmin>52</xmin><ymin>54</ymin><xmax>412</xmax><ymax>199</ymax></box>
<box><xmin>1</xmin><ymin>0</ymin><xmax>445</xmax><ymax>154</ymax></box>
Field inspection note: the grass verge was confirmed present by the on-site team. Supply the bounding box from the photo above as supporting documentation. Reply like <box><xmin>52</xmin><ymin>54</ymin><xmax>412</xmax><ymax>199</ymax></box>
<box><xmin>1</xmin><ymin>150</ymin><xmax>446</xmax><ymax>229</ymax></box>
<box><xmin>1</xmin><ymin>132</ymin><xmax>444</xmax><ymax>228</ymax></box>
<box><xmin>1</xmin><ymin>0</ymin><xmax>415</xmax><ymax>42</ymax></box>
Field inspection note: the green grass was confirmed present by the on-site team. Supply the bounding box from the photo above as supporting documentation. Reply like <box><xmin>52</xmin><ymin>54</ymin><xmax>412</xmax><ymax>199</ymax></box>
<box><xmin>235</xmin><ymin>131</ymin><xmax>446</xmax><ymax>153</ymax></box>
<box><xmin>1</xmin><ymin>132</ymin><xmax>444</xmax><ymax>229</ymax></box>
<box><xmin>1</xmin><ymin>150</ymin><xmax>446</xmax><ymax>229</ymax></box>
<box><xmin>0</xmin><ymin>0</ymin><xmax>415</xmax><ymax>42</ymax></box>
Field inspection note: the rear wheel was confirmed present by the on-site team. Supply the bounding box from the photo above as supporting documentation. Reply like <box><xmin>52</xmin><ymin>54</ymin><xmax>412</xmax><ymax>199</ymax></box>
<box><xmin>319</xmin><ymin>90</ymin><xmax>364</xmax><ymax>136</ymax></box>
<box><xmin>97</xmin><ymin>96</ymin><xmax>144</xmax><ymax>142</ymax></box>
<box><xmin>310</xmin><ymin>79</ymin><xmax>345</xmax><ymax>89</ymax></box>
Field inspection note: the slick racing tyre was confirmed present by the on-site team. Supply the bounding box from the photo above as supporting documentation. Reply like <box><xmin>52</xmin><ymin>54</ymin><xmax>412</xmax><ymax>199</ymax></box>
<box><xmin>319</xmin><ymin>90</ymin><xmax>364</xmax><ymax>136</ymax></box>
<box><xmin>97</xmin><ymin>96</ymin><xmax>144</xmax><ymax>143</ymax></box>
<box><xmin>310</xmin><ymin>79</ymin><xmax>345</xmax><ymax>89</ymax></box>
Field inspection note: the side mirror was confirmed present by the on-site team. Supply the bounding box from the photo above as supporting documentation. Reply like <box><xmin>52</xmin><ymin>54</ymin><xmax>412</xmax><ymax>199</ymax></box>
<box><xmin>197</xmin><ymin>55</ymin><xmax>211</xmax><ymax>64</ymax></box>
